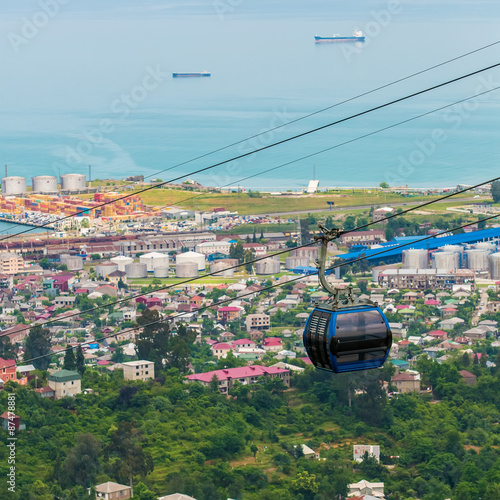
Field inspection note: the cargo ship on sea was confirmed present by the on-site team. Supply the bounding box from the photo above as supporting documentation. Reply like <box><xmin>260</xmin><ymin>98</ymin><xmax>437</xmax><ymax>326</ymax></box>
<box><xmin>314</xmin><ymin>30</ymin><xmax>365</xmax><ymax>43</ymax></box>
<box><xmin>172</xmin><ymin>71</ymin><xmax>211</xmax><ymax>78</ymax></box>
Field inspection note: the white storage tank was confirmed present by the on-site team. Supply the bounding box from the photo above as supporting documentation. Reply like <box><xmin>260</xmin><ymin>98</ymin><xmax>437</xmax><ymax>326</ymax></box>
<box><xmin>154</xmin><ymin>267</ymin><xmax>169</xmax><ymax>278</ymax></box>
<box><xmin>475</xmin><ymin>241</ymin><xmax>497</xmax><ymax>253</ymax></box>
<box><xmin>32</xmin><ymin>175</ymin><xmax>58</xmax><ymax>193</ymax></box>
<box><xmin>1</xmin><ymin>176</ymin><xmax>27</xmax><ymax>195</ymax></box>
<box><xmin>402</xmin><ymin>249</ymin><xmax>428</xmax><ymax>269</ymax></box>
<box><xmin>433</xmin><ymin>251</ymin><xmax>459</xmax><ymax>270</ymax></box>
<box><xmin>125</xmin><ymin>262</ymin><xmax>148</xmax><ymax>278</ymax></box>
<box><xmin>139</xmin><ymin>252</ymin><xmax>169</xmax><ymax>272</ymax></box>
<box><xmin>110</xmin><ymin>255</ymin><xmax>134</xmax><ymax>272</ymax></box>
<box><xmin>61</xmin><ymin>173</ymin><xmax>86</xmax><ymax>191</ymax></box>
<box><xmin>466</xmin><ymin>249</ymin><xmax>489</xmax><ymax>271</ymax></box>
<box><xmin>291</xmin><ymin>247</ymin><xmax>319</xmax><ymax>260</ymax></box>
<box><xmin>210</xmin><ymin>260</ymin><xmax>235</xmax><ymax>277</ymax></box>
<box><xmin>96</xmin><ymin>261</ymin><xmax>118</xmax><ymax>277</ymax></box>
<box><xmin>285</xmin><ymin>257</ymin><xmax>310</xmax><ymax>270</ymax></box>
<box><xmin>176</xmin><ymin>262</ymin><xmax>199</xmax><ymax>278</ymax></box>
<box><xmin>176</xmin><ymin>251</ymin><xmax>206</xmax><ymax>271</ymax></box>
<box><xmin>60</xmin><ymin>254</ymin><xmax>83</xmax><ymax>271</ymax></box>
<box><xmin>256</xmin><ymin>256</ymin><xmax>281</xmax><ymax>275</ymax></box>
<box><xmin>489</xmin><ymin>253</ymin><xmax>500</xmax><ymax>279</ymax></box>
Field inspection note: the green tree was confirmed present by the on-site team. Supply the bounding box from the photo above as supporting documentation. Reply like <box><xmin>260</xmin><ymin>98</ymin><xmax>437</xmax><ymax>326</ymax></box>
<box><xmin>380</xmin><ymin>181</ymin><xmax>389</xmax><ymax>188</ymax></box>
<box><xmin>292</xmin><ymin>471</ymin><xmax>319</xmax><ymax>496</ymax></box>
<box><xmin>63</xmin><ymin>345</ymin><xmax>77</xmax><ymax>371</ymax></box>
<box><xmin>111</xmin><ymin>346</ymin><xmax>125</xmax><ymax>363</ymax></box>
<box><xmin>0</xmin><ymin>335</ymin><xmax>16</xmax><ymax>360</ymax></box>
<box><xmin>136</xmin><ymin>308</ymin><xmax>170</xmax><ymax>372</ymax></box>
<box><xmin>229</xmin><ymin>241</ymin><xmax>245</xmax><ymax>262</ymax></box>
<box><xmin>167</xmin><ymin>324</ymin><xmax>196</xmax><ymax>372</ymax></box>
<box><xmin>491</xmin><ymin>180</ymin><xmax>500</xmax><ymax>203</ymax></box>
<box><xmin>244</xmin><ymin>249</ymin><xmax>254</xmax><ymax>273</ymax></box>
<box><xmin>250</xmin><ymin>444</ymin><xmax>258</xmax><ymax>459</ymax></box>
<box><xmin>105</xmin><ymin>421</ymin><xmax>154</xmax><ymax>488</ymax></box>
<box><xmin>90</xmin><ymin>253</ymin><xmax>101</xmax><ymax>260</ymax></box>
<box><xmin>61</xmin><ymin>433</ymin><xmax>102</xmax><ymax>488</ymax></box>
<box><xmin>343</xmin><ymin>216</ymin><xmax>356</xmax><ymax>231</ymax></box>
<box><xmin>23</xmin><ymin>326</ymin><xmax>52</xmax><ymax>370</ymax></box>
<box><xmin>75</xmin><ymin>344</ymin><xmax>86</xmax><ymax>376</ymax></box>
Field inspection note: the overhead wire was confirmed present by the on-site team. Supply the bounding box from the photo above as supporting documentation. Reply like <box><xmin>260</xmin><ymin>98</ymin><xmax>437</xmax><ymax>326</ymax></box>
<box><xmin>146</xmin><ymin>85</ymin><xmax>500</xmax><ymax>212</ymax></box>
<box><xmin>143</xmin><ymin>40</ymin><xmax>500</xmax><ymax>180</ymax></box>
<box><xmin>17</xmin><ymin>210</ymin><xmax>500</xmax><ymax>370</ymax></box>
<box><xmin>4</xmin><ymin>165</ymin><xmax>500</xmax><ymax>344</ymax></box>
<box><xmin>1</xmin><ymin>61</ymin><xmax>500</xmax><ymax>242</ymax></box>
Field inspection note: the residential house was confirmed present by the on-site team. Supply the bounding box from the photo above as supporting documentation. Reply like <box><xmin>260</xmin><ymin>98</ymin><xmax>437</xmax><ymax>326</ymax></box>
<box><xmin>295</xmin><ymin>444</ymin><xmax>318</xmax><ymax>459</ymax></box>
<box><xmin>1</xmin><ymin>412</ymin><xmax>25</xmax><ymax>431</ymax></box>
<box><xmin>0</xmin><ymin>357</ymin><xmax>19</xmax><ymax>383</ymax></box>
<box><xmin>428</xmin><ymin>330</ymin><xmax>448</xmax><ymax>341</ymax></box>
<box><xmin>348</xmin><ymin>479</ymin><xmax>385</xmax><ymax>498</ymax></box>
<box><xmin>439</xmin><ymin>317</ymin><xmax>465</xmax><ymax>330</ymax></box>
<box><xmin>242</xmin><ymin>243</ymin><xmax>267</xmax><ymax>256</ymax></box>
<box><xmin>107</xmin><ymin>270</ymin><xmax>127</xmax><ymax>285</ymax></box>
<box><xmin>0</xmin><ymin>252</ymin><xmax>24</xmax><ymax>274</ymax></box>
<box><xmin>217</xmin><ymin>306</ymin><xmax>242</xmax><ymax>322</ymax></box>
<box><xmin>211</xmin><ymin>343</ymin><xmax>234</xmax><ymax>359</ymax></box>
<box><xmin>218</xmin><ymin>331</ymin><xmax>235</xmax><ymax>342</ymax></box>
<box><xmin>245</xmin><ymin>313</ymin><xmax>270</xmax><ymax>332</ymax></box>
<box><xmin>35</xmin><ymin>386</ymin><xmax>55</xmax><ymax>398</ymax></box>
<box><xmin>47</xmin><ymin>370</ymin><xmax>82</xmax><ymax>399</ymax></box>
<box><xmin>463</xmin><ymin>327</ymin><xmax>487</xmax><ymax>341</ymax></box>
<box><xmin>231</xmin><ymin>339</ymin><xmax>256</xmax><ymax>349</ymax></box>
<box><xmin>249</xmin><ymin>330</ymin><xmax>264</xmax><ymax>341</ymax></box>
<box><xmin>262</xmin><ymin>337</ymin><xmax>283</xmax><ymax>352</ymax></box>
<box><xmin>402</xmin><ymin>292</ymin><xmax>421</xmax><ymax>304</ymax></box>
<box><xmin>158</xmin><ymin>494</ymin><xmax>197</xmax><ymax>500</ymax></box>
<box><xmin>459</xmin><ymin>370</ymin><xmax>477</xmax><ymax>386</ymax></box>
<box><xmin>54</xmin><ymin>296</ymin><xmax>77</xmax><ymax>308</ymax></box>
<box><xmin>186</xmin><ymin>365</ymin><xmax>290</xmax><ymax>394</ymax></box>
<box><xmin>94</xmin><ymin>481</ymin><xmax>133</xmax><ymax>500</ymax></box>
<box><xmin>391</xmin><ymin>371</ymin><xmax>421</xmax><ymax>393</ymax></box>
<box><xmin>121</xmin><ymin>360</ymin><xmax>155</xmax><ymax>382</ymax></box>
<box><xmin>353</xmin><ymin>445</ymin><xmax>381</xmax><ymax>463</ymax></box>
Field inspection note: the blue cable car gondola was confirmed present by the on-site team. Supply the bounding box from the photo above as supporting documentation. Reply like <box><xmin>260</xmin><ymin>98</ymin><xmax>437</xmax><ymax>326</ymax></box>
<box><xmin>303</xmin><ymin>226</ymin><xmax>392</xmax><ymax>373</ymax></box>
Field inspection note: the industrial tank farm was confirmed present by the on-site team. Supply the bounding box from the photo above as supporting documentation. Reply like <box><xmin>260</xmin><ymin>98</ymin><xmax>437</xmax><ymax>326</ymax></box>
<box><xmin>125</xmin><ymin>263</ymin><xmax>148</xmax><ymax>278</ymax></box>
<box><xmin>176</xmin><ymin>262</ymin><xmax>199</xmax><ymax>278</ymax></box>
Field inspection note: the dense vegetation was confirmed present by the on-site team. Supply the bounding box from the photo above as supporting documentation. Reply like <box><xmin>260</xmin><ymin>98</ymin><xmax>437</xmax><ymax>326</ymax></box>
<box><xmin>3</xmin><ymin>349</ymin><xmax>500</xmax><ymax>499</ymax></box>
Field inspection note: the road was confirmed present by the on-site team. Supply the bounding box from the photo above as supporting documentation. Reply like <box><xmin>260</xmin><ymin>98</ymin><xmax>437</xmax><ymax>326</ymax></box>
<box><xmin>250</xmin><ymin>197</ymin><xmax>480</xmax><ymax>217</ymax></box>
<box><xmin>472</xmin><ymin>290</ymin><xmax>489</xmax><ymax>326</ymax></box>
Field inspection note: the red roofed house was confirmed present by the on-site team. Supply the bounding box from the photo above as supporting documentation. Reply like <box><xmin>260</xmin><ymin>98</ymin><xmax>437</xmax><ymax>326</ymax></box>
<box><xmin>424</xmin><ymin>299</ymin><xmax>440</xmax><ymax>306</ymax></box>
<box><xmin>231</xmin><ymin>339</ymin><xmax>255</xmax><ymax>349</ymax></box>
<box><xmin>186</xmin><ymin>365</ymin><xmax>290</xmax><ymax>394</ymax></box>
<box><xmin>1</xmin><ymin>412</ymin><xmax>25</xmax><ymax>431</ymax></box>
<box><xmin>428</xmin><ymin>330</ymin><xmax>448</xmax><ymax>340</ymax></box>
<box><xmin>211</xmin><ymin>343</ymin><xmax>234</xmax><ymax>359</ymax></box>
<box><xmin>391</xmin><ymin>371</ymin><xmax>421</xmax><ymax>393</ymax></box>
<box><xmin>190</xmin><ymin>295</ymin><xmax>203</xmax><ymax>307</ymax></box>
<box><xmin>397</xmin><ymin>339</ymin><xmax>411</xmax><ymax>349</ymax></box>
<box><xmin>136</xmin><ymin>296</ymin><xmax>148</xmax><ymax>304</ymax></box>
<box><xmin>217</xmin><ymin>306</ymin><xmax>242</xmax><ymax>322</ymax></box>
<box><xmin>459</xmin><ymin>369</ymin><xmax>477</xmax><ymax>386</ymax></box>
<box><xmin>146</xmin><ymin>297</ymin><xmax>162</xmax><ymax>308</ymax></box>
<box><xmin>262</xmin><ymin>337</ymin><xmax>283</xmax><ymax>352</ymax></box>
<box><xmin>0</xmin><ymin>357</ymin><xmax>18</xmax><ymax>383</ymax></box>
<box><xmin>442</xmin><ymin>307</ymin><xmax>458</xmax><ymax>318</ymax></box>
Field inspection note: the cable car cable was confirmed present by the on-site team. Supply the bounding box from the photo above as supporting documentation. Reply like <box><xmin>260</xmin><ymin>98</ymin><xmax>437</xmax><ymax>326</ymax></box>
<box><xmin>6</xmin><ymin>172</ymin><xmax>499</xmax><ymax>345</ymax></box>
<box><xmin>144</xmin><ymin>40</ymin><xmax>500</xmax><ymax>181</ymax></box>
<box><xmin>1</xmin><ymin>62</ymin><xmax>499</xmax><ymax>243</ymax></box>
<box><xmin>16</xmin><ymin>211</ymin><xmax>500</xmax><ymax>370</ymax></box>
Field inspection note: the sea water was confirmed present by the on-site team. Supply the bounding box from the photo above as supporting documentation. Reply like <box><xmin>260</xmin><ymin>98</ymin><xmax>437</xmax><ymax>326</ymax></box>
<box><xmin>0</xmin><ymin>0</ymin><xmax>499</xmax><ymax>191</ymax></box>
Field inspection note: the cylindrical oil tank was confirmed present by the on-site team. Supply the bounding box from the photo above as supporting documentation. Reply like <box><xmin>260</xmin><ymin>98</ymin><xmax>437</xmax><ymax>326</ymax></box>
<box><xmin>110</xmin><ymin>255</ymin><xmax>134</xmax><ymax>272</ymax></box>
<box><xmin>1</xmin><ymin>176</ymin><xmax>27</xmax><ymax>195</ymax></box>
<box><xmin>402</xmin><ymin>249</ymin><xmax>428</xmax><ymax>269</ymax></box>
<box><xmin>489</xmin><ymin>253</ymin><xmax>500</xmax><ymax>279</ymax></box>
<box><xmin>154</xmin><ymin>266</ymin><xmax>169</xmax><ymax>278</ymax></box>
<box><xmin>466</xmin><ymin>249</ymin><xmax>489</xmax><ymax>271</ymax></box>
<box><xmin>210</xmin><ymin>260</ymin><xmax>235</xmax><ymax>277</ymax></box>
<box><xmin>139</xmin><ymin>252</ymin><xmax>169</xmax><ymax>272</ymax></box>
<box><xmin>60</xmin><ymin>254</ymin><xmax>83</xmax><ymax>271</ymax></box>
<box><xmin>125</xmin><ymin>262</ymin><xmax>148</xmax><ymax>278</ymax></box>
<box><xmin>176</xmin><ymin>251</ymin><xmax>206</xmax><ymax>271</ymax></box>
<box><xmin>475</xmin><ymin>241</ymin><xmax>497</xmax><ymax>253</ymax></box>
<box><xmin>291</xmin><ymin>247</ymin><xmax>319</xmax><ymax>260</ymax></box>
<box><xmin>439</xmin><ymin>245</ymin><xmax>464</xmax><ymax>267</ymax></box>
<box><xmin>32</xmin><ymin>175</ymin><xmax>58</xmax><ymax>193</ymax></box>
<box><xmin>96</xmin><ymin>261</ymin><xmax>118</xmax><ymax>277</ymax></box>
<box><xmin>256</xmin><ymin>256</ymin><xmax>281</xmax><ymax>275</ymax></box>
<box><xmin>285</xmin><ymin>257</ymin><xmax>310</xmax><ymax>270</ymax></box>
<box><xmin>176</xmin><ymin>262</ymin><xmax>199</xmax><ymax>278</ymax></box>
<box><xmin>433</xmin><ymin>251</ymin><xmax>459</xmax><ymax>270</ymax></box>
<box><xmin>61</xmin><ymin>173</ymin><xmax>86</xmax><ymax>191</ymax></box>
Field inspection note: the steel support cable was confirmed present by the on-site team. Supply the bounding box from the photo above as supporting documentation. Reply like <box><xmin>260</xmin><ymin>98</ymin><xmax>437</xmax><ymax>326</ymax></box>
<box><xmin>2</xmin><ymin>62</ymin><xmax>500</xmax><ymax>242</ymax></box>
